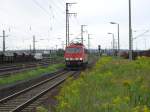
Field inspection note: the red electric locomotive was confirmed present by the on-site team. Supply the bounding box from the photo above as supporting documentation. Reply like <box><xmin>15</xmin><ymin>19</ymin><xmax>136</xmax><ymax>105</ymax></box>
<box><xmin>64</xmin><ymin>43</ymin><xmax>88</xmax><ymax>67</ymax></box>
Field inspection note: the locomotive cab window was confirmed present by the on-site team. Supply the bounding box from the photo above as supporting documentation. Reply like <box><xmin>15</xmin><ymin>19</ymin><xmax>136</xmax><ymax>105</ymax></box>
<box><xmin>66</xmin><ymin>48</ymin><xmax>82</xmax><ymax>53</ymax></box>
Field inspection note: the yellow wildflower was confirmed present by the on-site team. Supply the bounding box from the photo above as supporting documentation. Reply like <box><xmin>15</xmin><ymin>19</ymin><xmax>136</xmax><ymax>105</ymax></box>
<box><xmin>113</xmin><ymin>96</ymin><xmax>121</xmax><ymax>105</ymax></box>
<box><xmin>124</xmin><ymin>96</ymin><xmax>130</xmax><ymax>103</ymax></box>
<box><xmin>123</xmin><ymin>80</ymin><xmax>131</xmax><ymax>87</ymax></box>
<box><xmin>140</xmin><ymin>85</ymin><xmax>148</xmax><ymax>92</ymax></box>
<box><xmin>143</xmin><ymin>105</ymin><xmax>150</xmax><ymax>112</ymax></box>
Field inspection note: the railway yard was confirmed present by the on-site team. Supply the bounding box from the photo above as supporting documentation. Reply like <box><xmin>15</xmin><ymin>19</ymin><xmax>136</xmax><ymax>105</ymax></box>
<box><xmin>0</xmin><ymin>56</ymin><xmax>62</xmax><ymax>78</ymax></box>
<box><xmin>0</xmin><ymin>52</ymin><xmax>99</xmax><ymax>112</ymax></box>
<box><xmin>0</xmin><ymin>51</ymin><xmax>150</xmax><ymax>112</ymax></box>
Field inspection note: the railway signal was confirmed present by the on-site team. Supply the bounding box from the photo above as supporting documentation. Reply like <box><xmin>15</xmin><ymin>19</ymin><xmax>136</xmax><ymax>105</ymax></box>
<box><xmin>98</xmin><ymin>45</ymin><xmax>101</xmax><ymax>56</ymax></box>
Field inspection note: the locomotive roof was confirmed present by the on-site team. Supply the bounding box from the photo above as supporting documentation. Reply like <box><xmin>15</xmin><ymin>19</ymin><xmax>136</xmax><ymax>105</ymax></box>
<box><xmin>67</xmin><ymin>43</ymin><xmax>85</xmax><ymax>48</ymax></box>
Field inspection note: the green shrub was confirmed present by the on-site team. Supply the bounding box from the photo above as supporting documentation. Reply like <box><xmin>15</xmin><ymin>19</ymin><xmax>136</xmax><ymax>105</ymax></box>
<box><xmin>55</xmin><ymin>57</ymin><xmax>150</xmax><ymax>112</ymax></box>
<box><xmin>36</xmin><ymin>106</ymin><xmax>48</xmax><ymax>112</ymax></box>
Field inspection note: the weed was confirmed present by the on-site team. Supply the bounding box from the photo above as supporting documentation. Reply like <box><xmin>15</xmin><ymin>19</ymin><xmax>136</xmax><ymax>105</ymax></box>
<box><xmin>0</xmin><ymin>64</ymin><xmax>64</xmax><ymax>86</ymax></box>
<box><xmin>55</xmin><ymin>57</ymin><xmax>150</xmax><ymax>112</ymax></box>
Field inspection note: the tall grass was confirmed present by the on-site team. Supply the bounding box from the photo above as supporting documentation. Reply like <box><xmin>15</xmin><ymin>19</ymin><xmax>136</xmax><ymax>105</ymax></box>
<box><xmin>0</xmin><ymin>64</ymin><xmax>64</xmax><ymax>86</ymax></box>
<box><xmin>55</xmin><ymin>57</ymin><xmax>150</xmax><ymax>112</ymax></box>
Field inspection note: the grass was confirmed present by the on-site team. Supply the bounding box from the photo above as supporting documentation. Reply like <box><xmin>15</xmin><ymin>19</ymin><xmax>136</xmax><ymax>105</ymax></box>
<box><xmin>54</xmin><ymin>56</ymin><xmax>150</xmax><ymax>112</ymax></box>
<box><xmin>36</xmin><ymin>106</ymin><xmax>48</xmax><ymax>112</ymax></box>
<box><xmin>0</xmin><ymin>64</ymin><xmax>64</xmax><ymax>86</ymax></box>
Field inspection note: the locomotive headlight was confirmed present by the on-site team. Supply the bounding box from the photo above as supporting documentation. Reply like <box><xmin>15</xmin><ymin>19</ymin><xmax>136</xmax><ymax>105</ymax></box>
<box><xmin>79</xmin><ymin>58</ymin><xmax>83</xmax><ymax>60</ymax></box>
<box><xmin>65</xmin><ymin>58</ymin><xmax>69</xmax><ymax>60</ymax></box>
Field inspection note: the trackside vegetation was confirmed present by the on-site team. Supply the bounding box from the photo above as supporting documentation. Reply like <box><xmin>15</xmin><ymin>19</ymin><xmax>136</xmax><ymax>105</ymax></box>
<box><xmin>54</xmin><ymin>57</ymin><xmax>150</xmax><ymax>112</ymax></box>
<box><xmin>0</xmin><ymin>64</ymin><xmax>64</xmax><ymax>86</ymax></box>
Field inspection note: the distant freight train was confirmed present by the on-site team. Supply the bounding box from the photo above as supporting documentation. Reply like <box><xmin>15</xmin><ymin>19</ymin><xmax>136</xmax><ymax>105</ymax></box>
<box><xmin>64</xmin><ymin>43</ymin><xmax>88</xmax><ymax>67</ymax></box>
<box><xmin>120</xmin><ymin>50</ymin><xmax>150</xmax><ymax>59</ymax></box>
<box><xmin>0</xmin><ymin>52</ymin><xmax>45</xmax><ymax>64</ymax></box>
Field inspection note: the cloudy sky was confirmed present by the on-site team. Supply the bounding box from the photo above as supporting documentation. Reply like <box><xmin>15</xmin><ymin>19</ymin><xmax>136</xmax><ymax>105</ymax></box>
<box><xmin>0</xmin><ymin>0</ymin><xmax>150</xmax><ymax>50</ymax></box>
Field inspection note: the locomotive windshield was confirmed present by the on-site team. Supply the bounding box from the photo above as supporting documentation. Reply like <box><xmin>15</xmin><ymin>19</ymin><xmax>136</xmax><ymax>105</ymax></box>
<box><xmin>66</xmin><ymin>48</ymin><xmax>82</xmax><ymax>53</ymax></box>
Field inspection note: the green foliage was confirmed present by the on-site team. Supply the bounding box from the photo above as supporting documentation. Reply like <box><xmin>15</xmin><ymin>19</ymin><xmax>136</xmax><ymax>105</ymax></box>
<box><xmin>36</xmin><ymin>106</ymin><xmax>48</xmax><ymax>112</ymax></box>
<box><xmin>55</xmin><ymin>56</ymin><xmax>150</xmax><ymax>112</ymax></box>
<box><xmin>0</xmin><ymin>64</ymin><xmax>64</xmax><ymax>86</ymax></box>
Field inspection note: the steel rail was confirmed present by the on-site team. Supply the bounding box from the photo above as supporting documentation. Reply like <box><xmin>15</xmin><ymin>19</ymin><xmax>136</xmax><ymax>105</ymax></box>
<box><xmin>0</xmin><ymin>57</ymin><xmax>52</xmax><ymax>69</ymax></box>
<box><xmin>0</xmin><ymin>70</ymin><xmax>67</xmax><ymax>104</ymax></box>
<box><xmin>0</xmin><ymin>61</ymin><xmax>51</xmax><ymax>71</ymax></box>
<box><xmin>12</xmin><ymin>71</ymin><xmax>78</xmax><ymax>112</ymax></box>
<box><xmin>0</xmin><ymin>60</ymin><xmax>61</xmax><ymax>77</ymax></box>
<box><xmin>0</xmin><ymin>70</ymin><xmax>74</xmax><ymax>112</ymax></box>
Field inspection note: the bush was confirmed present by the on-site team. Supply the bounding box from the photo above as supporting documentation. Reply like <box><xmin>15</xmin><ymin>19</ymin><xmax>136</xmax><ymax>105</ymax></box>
<box><xmin>55</xmin><ymin>57</ymin><xmax>150</xmax><ymax>112</ymax></box>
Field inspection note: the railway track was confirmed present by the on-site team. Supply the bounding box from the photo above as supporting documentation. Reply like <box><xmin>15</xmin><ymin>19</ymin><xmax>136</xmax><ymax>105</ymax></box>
<box><xmin>0</xmin><ymin>56</ymin><xmax>54</xmax><ymax>69</ymax></box>
<box><xmin>0</xmin><ymin>60</ymin><xmax>62</xmax><ymax>77</ymax></box>
<box><xmin>0</xmin><ymin>70</ymin><xmax>78</xmax><ymax>112</ymax></box>
<box><xmin>0</xmin><ymin>59</ymin><xmax>51</xmax><ymax>70</ymax></box>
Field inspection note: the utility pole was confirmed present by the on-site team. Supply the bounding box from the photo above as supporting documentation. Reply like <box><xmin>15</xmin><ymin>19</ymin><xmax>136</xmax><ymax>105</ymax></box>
<box><xmin>129</xmin><ymin>0</ymin><xmax>132</xmax><ymax>60</ymax></box>
<box><xmin>117</xmin><ymin>24</ymin><xmax>120</xmax><ymax>55</ymax></box>
<box><xmin>112</xmin><ymin>34</ymin><xmax>115</xmax><ymax>53</ymax></box>
<box><xmin>0</xmin><ymin>30</ymin><xmax>8</xmax><ymax>53</ymax></box>
<box><xmin>108</xmin><ymin>33</ymin><xmax>115</xmax><ymax>56</ymax></box>
<box><xmin>66</xmin><ymin>3</ymin><xmax>68</xmax><ymax>47</ymax></box>
<box><xmin>29</xmin><ymin>44</ymin><xmax>31</xmax><ymax>53</ymax></box>
<box><xmin>144</xmin><ymin>39</ymin><xmax>147</xmax><ymax>50</ymax></box>
<box><xmin>3</xmin><ymin>30</ymin><xmax>5</xmax><ymax>53</ymax></box>
<box><xmin>88</xmin><ymin>34</ymin><xmax>92</xmax><ymax>50</ymax></box>
<box><xmin>132</xmin><ymin>30</ymin><xmax>149</xmax><ymax>50</ymax></box>
<box><xmin>61</xmin><ymin>41</ymin><xmax>64</xmax><ymax>50</ymax></box>
<box><xmin>110</xmin><ymin>22</ymin><xmax>120</xmax><ymax>57</ymax></box>
<box><xmin>81</xmin><ymin>25</ymin><xmax>87</xmax><ymax>44</ymax></box>
<box><xmin>66</xmin><ymin>3</ymin><xmax>76</xmax><ymax>47</ymax></box>
<box><xmin>33</xmin><ymin>35</ymin><xmax>36</xmax><ymax>53</ymax></box>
